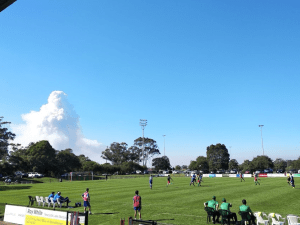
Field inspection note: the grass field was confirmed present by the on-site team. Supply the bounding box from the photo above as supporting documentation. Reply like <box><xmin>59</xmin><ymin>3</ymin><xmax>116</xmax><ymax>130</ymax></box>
<box><xmin>0</xmin><ymin>176</ymin><xmax>298</xmax><ymax>225</ymax></box>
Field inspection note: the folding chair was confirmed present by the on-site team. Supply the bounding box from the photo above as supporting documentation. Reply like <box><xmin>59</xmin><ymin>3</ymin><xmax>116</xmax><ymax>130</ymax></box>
<box><xmin>219</xmin><ymin>209</ymin><xmax>231</xmax><ymax>225</ymax></box>
<box><xmin>57</xmin><ymin>198</ymin><xmax>63</xmax><ymax>208</ymax></box>
<box><xmin>50</xmin><ymin>197</ymin><xmax>57</xmax><ymax>209</ymax></box>
<box><xmin>239</xmin><ymin>211</ymin><xmax>252</xmax><ymax>225</ymax></box>
<box><xmin>287</xmin><ymin>215</ymin><xmax>300</xmax><ymax>225</ymax></box>
<box><xmin>28</xmin><ymin>196</ymin><xmax>35</xmax><ymax>206</ymax></box>
<box><xmin>39</xmin><ymin>196</ymin><xmax>46</xmax><ymax>207</ymax></box>
<box><xmin>254</xmin><ymin>212</ymin><xmax>269</xmax><ymax>225</ymax></box>
<box><xmin>204</xmin><ymin>207</ymin><xmax>215</xmax><ymax>223</ymax></box>
<box><xmin>44</xmin><ymin>197</ymin><xmax>51</xmax><ymax>207</ymax></box>
<box><xmin>36</xmin><ymin>196</ymin><xmax>42</xmax><ymax>206</ymax></box>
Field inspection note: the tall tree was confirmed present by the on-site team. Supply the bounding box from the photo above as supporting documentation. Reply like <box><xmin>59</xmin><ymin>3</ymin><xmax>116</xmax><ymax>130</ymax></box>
<box><xmin>101</xmin><ymin>142</ymin><xmax>130</xmax><ymax>165</ymax></box>
<box><xmin>228</xmin><ymin>159</ymin><xmax>239</xmax><ymax>170</ymax></box>
<box><xmin>26</xmin><ymin>140</ymin><xmax>57</xmax><ymax>175</ymax></box>
<box><xmin>0</xmin><ymin>117</ymin><xmax>16</xmax><ymax>158</ymax></box>
<box><xmin>132</xmin><ymin>137</ymin><xmax>160</xmax><ymax>165</ymax></box>
<box><xmin>56</xmin><ymin>148</ymin><xmax>81</xmax><ymax>174</ymax></box>
<box><xmin>152</xmin><ymin>156</ymin><xmax>171</xmax><ymax>171</ymax></box>
<box><xmin>250</xmin><ymin>155</ymin><xmax>273</xmax><ymax>171</ymax></box>
<box><xmin>206</xmin><ymin>143</ymin><xmax>230</xmax><ymax>171</ymax></box>
<box><xmin>273</xmin><ymin>158</ymin><xmax>287</xmax><ymax>171</ymax></box>
<box><xmin>196</xmin><ymin>156</ymin><xmax>209</xmax><ymax>172</ymax></box>
<box><xmin>239</xmin><ymin>159</ymin><xmax>252</xmax><ymax>172</ymax></box>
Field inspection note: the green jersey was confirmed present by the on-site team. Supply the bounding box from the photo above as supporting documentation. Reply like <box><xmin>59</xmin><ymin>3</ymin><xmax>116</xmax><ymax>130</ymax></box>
<box><xmin>239</xmin><ymin>205</ymin><xmax>252</xmax><ymax>219</ymax></box>
<box><xmin>220</xmin><ymin>202</ymin><xmax>231</xmax><ymax>211</ymax></box>
<box><xmin>206</xmin><ymin>200</ymin><xmax>218</xmax><ymax>209</ymax></box>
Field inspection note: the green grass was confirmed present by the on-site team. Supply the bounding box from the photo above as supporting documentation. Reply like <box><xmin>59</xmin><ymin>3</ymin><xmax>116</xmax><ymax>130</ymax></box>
<box><xmin>0</xmin><ymin>176</ymin><xmax>298</xmax><ymax>225</ymax></box>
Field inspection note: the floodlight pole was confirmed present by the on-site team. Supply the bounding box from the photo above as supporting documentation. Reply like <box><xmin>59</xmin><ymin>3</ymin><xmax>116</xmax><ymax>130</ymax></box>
<box><xmin>259</xmin><ymin>125</ymin><xmax>264</xmax><ymax>155</ymax></box>
<box><xmin>163</xmin><ymin>135</ymin><xmax>166</xmax><ymax>156</ymax></box>
<box><xmin>140</xmin><ymin>119</ymin><xmax>147</xmax><ymax>166</ymax></box>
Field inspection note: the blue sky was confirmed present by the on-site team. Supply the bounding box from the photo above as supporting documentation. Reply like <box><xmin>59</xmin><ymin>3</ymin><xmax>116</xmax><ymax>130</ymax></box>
<box><xmin>1</xmin><ymin>0</ymin><xmax>300</xmax><ymax>166</ymax></box>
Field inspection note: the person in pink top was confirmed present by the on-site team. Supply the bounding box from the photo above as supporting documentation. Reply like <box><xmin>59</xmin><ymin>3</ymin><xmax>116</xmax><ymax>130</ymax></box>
<box><xmin>82</xmin><ymin>188</ymin><xmax>92</xmax><ymax>214</ymax></box>
<box><xmin>133</xmin><ymin>190</ymin><xmax>142</xmax><ymax>219</ymax></box>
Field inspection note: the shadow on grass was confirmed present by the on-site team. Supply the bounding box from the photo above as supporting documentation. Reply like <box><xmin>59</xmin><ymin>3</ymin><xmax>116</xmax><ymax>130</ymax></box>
<box><xmin>93</xmin><ymin>212</ymin><xmax>119</xmax><ymax>215</ymax></box>
<box><xmin>0</xmin><ymin>186</ymin><xmax>32</xmax><ymax>191</ymax></box>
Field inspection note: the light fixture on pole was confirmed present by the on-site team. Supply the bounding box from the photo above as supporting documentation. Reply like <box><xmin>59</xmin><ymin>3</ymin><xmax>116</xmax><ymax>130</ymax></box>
<box><xmin>140</xmin><ymin>119</ymin><xmax>147</xmax><ymax>166</ymax></box>
<box><xmin>163</xmin><ymin>135</ymin><xmax>166</xmax><ymax>156</ymax></box>
<box><xmin>258</xmin><ymin>125</ymin><xmax>264</xmax><ymax>155</ymax></box>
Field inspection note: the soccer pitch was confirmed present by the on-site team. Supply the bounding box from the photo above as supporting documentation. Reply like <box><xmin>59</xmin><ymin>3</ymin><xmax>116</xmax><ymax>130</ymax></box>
<box><xmin>0</xmin><ymin>176</ymin><xmax>298</xmax><ymax>225</ymax></box>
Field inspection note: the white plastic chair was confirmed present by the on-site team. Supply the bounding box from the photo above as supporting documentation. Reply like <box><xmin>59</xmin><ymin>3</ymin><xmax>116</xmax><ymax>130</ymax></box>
<box><xmin>287</xmin><ymin>215</ymin><xmax>300</xmax><ymax>225</ymax></box>
<box><xmin>254</xmin><ymin>212</ymin><xmax>269</xmax><ymax>225</ymax></box>
<box><xmin>44</xmin><ymin>197</ymin><xmax>51</xmax><ymax>207</ymax></box>
<box><xmin>275</xmin><ymin>214</ymin><xmax>286</xmax><ymax>225</ymax></box>
<box><xmin>57</xmin><ymin>198</ymin><xmax>63</xmax><ymax>208</ymax></box>
<box><xmin>39</xmin><ymin>196</ymin><xmax>46</xmax><ymax>207</ymax></box>
<box><xmin>50</xmin><ymin>197</ymin><xmax>57</xmax><ymax>209</ymax></box>
<box><xmin>35</xmin><ymin>196</ymin><xmax>42</xmax><ymax>206</ymax></box>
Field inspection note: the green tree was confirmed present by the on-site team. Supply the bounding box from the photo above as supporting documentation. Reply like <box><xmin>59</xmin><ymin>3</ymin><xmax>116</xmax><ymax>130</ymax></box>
<box><xmin>120</xmin><ymin>161</ymin><xmax>143</xmax><ymax>174</ymax></box>
<box><xmin>228</xmin><ymin>159</ymin><xmax>239</xmax><ymax>170</ymax></box>
<box><xmin>239</xmin><ymin>160</ymin><xmax>252</xmax><ymax>173</ymax></box>
<box><xmin>273</xmin><ymin>158</ymin><xmax>287</xmax><ymax>172</ymax></box>
<box><xmin>196</xmin><ymin>156</ymin><xmax>209</xmax><ymax>172</ymax></box>
<box><xmin>56</xmin><ymin>148</ymin><xmax>81</xmax><ymax>174</ymax></box>
<box><xmin>0</xmin><ymin>117</ymin><xmax>16</xmax><ymax>158</ymax></box>
<box><xmin>26</xmin><ymin>140</ymin><xmax>57</xmax><ymax>175</ymax></box>
<box><xmin>188</xmin><ymin>160</ymin><xmax>197</xmax><ymax>170</ymax></box>
<box><xmin>206</xmin><ymin>143</ymin><xmax>229</xmax><ymax>171</ymax></box>
<box><xmin>101</xmin><ymin>142</ymin><xmax>130</xmax><ymax>165</ymax></box>
<box><xmin>152</xmin><ymin>156</ymin><xmax>171</xmax><ymax>171</ymax></box>
<box><xmin>250</xmin><ymin>155</ymin><xmax>273</xmax><ymax>171</ymax></box>
<box><xmin>175</xmin><ymin>165</ymin><xmax>181</xmax><ymax>170</ymax></box>
<box><xmin>132</xmin><ymin>137</ymin><xmax>160</xmax><ymax>165</ymax></box>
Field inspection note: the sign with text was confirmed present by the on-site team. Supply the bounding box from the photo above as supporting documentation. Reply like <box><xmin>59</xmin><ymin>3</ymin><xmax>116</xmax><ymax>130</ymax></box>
<box><xmin>4</xmin><ymin>205</ymin><xmax>68</xmax><ymax>225</ymax></box>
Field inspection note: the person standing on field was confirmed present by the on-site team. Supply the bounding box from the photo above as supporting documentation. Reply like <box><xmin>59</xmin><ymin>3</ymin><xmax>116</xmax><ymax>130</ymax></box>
<box><xmin>240</xmin><ymin>172</ymin><xmax>245</xmax><ymax>182</ymax></box>
<box><xmin>149</xmin><ymin>175</ymin><xmax>153</xmax><ymax>189</ymax></box>
<box><xmin>133</xmin><ymin>190</ymin><xmax>142</xmax><ymax>219</ymax></box>
<box><xmin>82</xmin><ymin>188</ymin><xmax>92</xmax><ymax>214</ymax></box>
<box><xmin>167</xmin><ymin>175</ymin><xmax>173</xmax><ymax>187</ymax></box>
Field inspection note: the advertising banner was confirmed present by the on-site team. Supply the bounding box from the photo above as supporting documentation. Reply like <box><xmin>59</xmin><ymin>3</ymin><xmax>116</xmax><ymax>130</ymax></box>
<box><xmin>258</xmin><ymin>173</ymin><xmax>268</xmax><ymax>177</ymax></box>
<box><xmin>4</xmin><ymin>205</ymin><xmax>26</xmax><ymax>225</ymax></box>
<box><xmin>209</xmin><ymin>174</ymin><xmax>216</xmax><ymax>178</ymax></box>
<box><xmin>216</xmin><ymin>174</ymin><xmax>222</xmax><ymax>178</ymax></box>
<box><xmin>4</xmin><ymin>205</ymin><xmax>68</xmax><ymax>225</ymax></box>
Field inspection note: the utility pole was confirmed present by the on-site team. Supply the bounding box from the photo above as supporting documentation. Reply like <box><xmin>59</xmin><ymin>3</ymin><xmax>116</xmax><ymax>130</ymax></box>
<box><xmin>140</xmin><ymin>119</ymin><xmax>147</xmax><ymax>166</ymax></box>
<box><xmin>258</xmin><ymin>125</ymin><xmax>264</xmax><ymax>155</ymax></box>
<box><xmin>163</xmin><ymin>135</ymin><xmax>166</xmax><ymax>156</ymax></box>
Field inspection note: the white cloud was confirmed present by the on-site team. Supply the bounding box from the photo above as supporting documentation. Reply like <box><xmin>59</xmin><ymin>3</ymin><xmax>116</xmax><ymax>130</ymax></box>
<box><xmin>11</xmin><ymin>91</ymin><xmax>106</xmax><ymax>163</ymax></box>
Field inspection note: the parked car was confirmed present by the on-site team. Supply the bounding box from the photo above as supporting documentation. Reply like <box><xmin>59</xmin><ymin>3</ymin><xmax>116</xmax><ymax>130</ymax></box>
<box><xmin>61</xmin><ymin>173</ymin><xmax>69</xmax><ymax>177</ymax></box>
<box><xmin>276</xmin><ymin>169</ymin><xmax>284</xmax><ymax>173</ymax></box>
<box><xmin>289</xmin><ymin>169</ymin><xmax>297</xmax><ymax>174</ymax></box>
<box><xmin>163</xmin><ymin>171</ymin><xmax>169</xmax><ymax>174</ymax></box>
<box><xmin>15</xmin><ymin>171</ymin><xmax>28</xmax><ymax>177</ymax></box>
<box><xmin>255</xmin><ymin>170</ymin><xmax>261</xmax><ymax>174</ymax></box>
<box><xmin>230</xmin><ymin>169</ymin><xmax>237</xmax><ymax>174</ymax></box>
<box><xmin>216</xmin><ymin>169</ymin><xmax>225</xmax><ymax>174</ymax></box>
<box><xmin>143</xmin><ymin>170</ymin><xmax>148</xmax><ymax>174</ymax></box>
<box><xmin>136</xmin><ymin>170</ymin><xmax>142</xmax><ymax>174</ymax></box>
<box><xmin>172</xmin><ymin>170</ymin><xmax>179</xmax><ymax>174</ymax></box>
<box><xmin>34</xmin><ymin>172</ymin><xmax>43</xmax><ymax>178</ymax></box>
<box><xmin>225</xmin><ymin>170</ymin><xmax>230</xmax><ymax>174</ymax></box>
<box><xmin>28</xmin><ymin>172</ymin><xmax>37</xmax><ymax>178</ymax></box>
<box><xmin>244</xmin><ymin>170</ymin><xmax>251</xmax><ymax>174</ymax></box>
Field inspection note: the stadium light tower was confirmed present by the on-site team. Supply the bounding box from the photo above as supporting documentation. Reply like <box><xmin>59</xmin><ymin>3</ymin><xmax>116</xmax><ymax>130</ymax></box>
<box><xmin>140</xmin><ymin>119</ymin><xmax>147</xmax><ymax>166</ymax></box>
<box><xmin>259</xmin><ymin>125</ymin><xmax>264</xmax><ymax>155</ymax></box>
<box><xmin>163</xmin><ymin>135</ymin><xmax>166</xmax><ymax>156</ymax></box>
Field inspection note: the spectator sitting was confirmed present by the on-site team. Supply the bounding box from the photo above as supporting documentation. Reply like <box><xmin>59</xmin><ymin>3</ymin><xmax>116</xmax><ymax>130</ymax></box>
<box><xmin>220</xmin><ymin>198</ymin><xmax>237</xmax><ymax>223</ymax></box>
<box><xmin>53</xmin><ymin>191</ymin><xmax>71</xmax><ymax>206</ymax></box>
<box><xmin>204</xmin><ymin>196</ymin><xmax>220</xmax><ymax>224</ymax></box>
<box><xmin>239</xmin><ymin>199</ymin><xmax>256</xmax><ymax>224</ymax></box>
<box><xmin>48</xmin><ymin>192</ymin><xmax>55</xmax><ymax>202</ymax></box>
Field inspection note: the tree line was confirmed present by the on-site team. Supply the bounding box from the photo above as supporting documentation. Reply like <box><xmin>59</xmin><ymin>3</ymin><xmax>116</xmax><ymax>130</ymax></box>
<box><xmin>185</xmin><ymin>143</ymin><xmax>300</xmax><ymax>173</ymax></box>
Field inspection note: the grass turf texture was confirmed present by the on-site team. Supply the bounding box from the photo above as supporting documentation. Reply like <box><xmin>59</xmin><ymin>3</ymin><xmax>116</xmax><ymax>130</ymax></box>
<box><xmin>0</xmin><ymin>176</ymin><xmax>298</xmax><ymax>225</ymax></box>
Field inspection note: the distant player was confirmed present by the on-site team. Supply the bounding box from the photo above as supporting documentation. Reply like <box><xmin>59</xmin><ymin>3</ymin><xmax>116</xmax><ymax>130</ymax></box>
<box><xmin>290</xmin><ymin>173</ymin><xmax>295</xmax><ymax>188</ymax></box>
<box><xmin>190</xmin><ymin>173</ymin><xmax>196</xmax><ymax>186</ymax></box>
<box><xmin>198</xmin><ymin>173</ymin><xmax>203</xmax><ymax>186</ymax></box>
<box><xmin>133</xmin><ymin>190</ymin><xmax>142</xmax><ymax>219</ymax></box>
<box><xmin>253</xmin><ymin>172</ymin><xmax>260</xmax><ymax>185</ymax></box>
<box><xmin>167</xmin><ymin>175</ymin><xmax>173</xmax><ymax>187</ymax></box>
<box><xmin>82</xmin><ymin>188</ymin><xmax>92</xmax><ymax>214</ymax></box>
<box><xmin>240</xmin><ymin>172</ymin><xmax>245</xmax><ymax>182</ymax></box>
<box><xmin>287</xmin><ymin>175</ymin><xmax>291</xmax><ymax>185</ymax></box>
<box><xmin>149</xmin><ymin>175</ymin><xmax>153</xmax><ymax>189</ymax></box>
